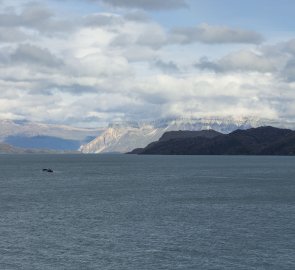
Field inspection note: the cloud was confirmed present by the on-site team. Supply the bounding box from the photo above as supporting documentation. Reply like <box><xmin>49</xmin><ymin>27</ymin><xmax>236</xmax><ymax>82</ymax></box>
<box><xmin>196</xmin><ymin>50</ymin><xmax>276</xmax><ymax>73</ymax></box>
<box><xmin>123</xmin><ymin>11</ymin><xmax>150</xmax><ymax>22</ymax></box>
<box><xmin>0</xmin><ymin>3</ymin><xmax>75</xmax><ymax>34</ymax></box>
<box><xmin>11</xmin><ymin>44</ymin><xmax>63</xmax><ymax>68</ymax></box>
<box><xmin>153</xmin><ymin>59</ymin><xmax>179</xmax><ymax>73</ymax></box>
<box><xmin>0</xmin><ymin>27</ymin><xmax>29</xmax><ymax>42</ymax></box>
<box><xmin>284</xmin><ymin>39</ymin><xmax>295</xmax><ymax>55</ymax></box>
<box><xmin>30</xmin><ymin>83</ymin><xmax>99</xmax><ymax>96</ymax></box>
<box><xmin>275</xmin><ymin>39</ymin><xmax>295</xmax><ymax>82</ymax></box>
<box><xmin>110</xmin><ymin>23</ymin><xmax>264</xmax><ymax>52</ymax></box>
<box><xmin>108</xmin><ymin>20</ymin><xmax>168</xmax><ymax>59</ymax></box>
<box><xmin>0</xmin><ymin>1</ymin><xmax>294</xmax><ymax>126</ymax></box>
<box><xmin>171</xmin><ymin>23</ymin><xmax>264</xmax><ymax>44</ymax></box>
<box><xmin>136</xmin><ymin>24</ymin><xmax>167</xmax><ymax>49</ymax></box>
<box><xmin>98</xmin><ymin>0</ymin><xmax>188</xmax><ymax>10</ymax></box>
<box><xmin>126</xmin><ymin>73</ymin><xmax>284</xmax><ymax>120</ymax></box>
<box><xmin>283</xmin><ymin>59</ymin><xmax>295</xmax><ymax>82</ymax></box>
<box><xmin>195</xmin><ymin>57</ymin><xmax>223</xmax><ymax>73</ymax></box>
<box><xmin>0</xmin><ymin>3</ymin><xmax>53</xmax><ymax>28</ymax></box>
<box><xmin>84</xmin><ymin>13</ymin><xmax>124</xmax><ymax>28</ymax></box>
<box><xmin>194</xmin><ymin>38</ymin><xmax>295</xmax><ymax>85</ymax></box>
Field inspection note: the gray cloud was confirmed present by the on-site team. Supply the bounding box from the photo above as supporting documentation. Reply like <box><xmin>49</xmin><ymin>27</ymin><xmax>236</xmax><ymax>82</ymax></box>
<box><xmin>99</xmin><ymin>0</ymin><xmax>187</xmax><ymax>10</ymax></box>
<box><xmin>110</xmin><ymin>33</ymin><xmax>133</xmax><ymax>47</ymax></box>
<box><xmin>110</xmin><ymin>23</ymin><xmax>264</xmax><ymax>52</ymax></box>
<box><xmin>195</xmin><ymin>50</ymin><xmax>276</xmax><ymax>73</ymax></box>
<box><xmin>0</xmin><ymin>4</ymin><xmax>53</xmax><ymax>28</ymax></box>
<box><xmin>29</xmin><ymin>83</ymin><xmax>99</xmax><ymax>96</ymax></box>
<box><xmin>11</xmin><ymin>44</ymin><xmax>63</xmax><ymax>68</ymax></box>
<box><xmin>134</xmin><ymin>91</ymin><xmax>172</xmax><ymax>105</ymax></box>
<box><xmin>259</xmin><ymin>39</ymin><xmax>295</xmax><ymax>82</ymax></box>
<box><xmin>171</xmin><ymin>24</ymin><xmax>264</xmax><ymax>44</ymax></box>
<box><xmin>136</xmin><ymin>31</ymin><xmax>167</xmax><ymax>49</ymax></box>
<box><xmin>283</xmin><ymin>59</ymin><xmax>295</xmax><ymax>82</ymax></box>
<box><xmin>0</xmin><ymin>3</ymin><xmax>75</xmax><ymax>34</ymax></box>
<box><xmin>194</xmin><ymin>39</ymin><xmax>295</xmax><ymax>84</ymax></box>
<box><xmin>0</xmin><ymin>27</ymin><xmax>29</xmax><ymax>42</ymax></box>
<box><xmin>109</xmin><ymin>21</ymin><xmax>167</xmax><ymax>51</ymax></box>
<box><xmin>123</xmin><ymin>11</ymin><xmax>150</xmax><ymax>22</ymax></box>
<box><xmin>84</xmin><ymin>13</ymin><xmax>123</xmax><ymax>28</ymax></box>
<box><xmin>63</xmin><ymin>115</ymin><xmax>104</xmax><ymax>126</ymax></box>
<box><xmin>195</xmin><ymin>57</ymin><xmax>223</xmax><ymax>72</ymax></box>
<box><xmin>153</xmin><ymin>59</ymin><xmax>179</xmax><ymax>73</ymax></box>
<box><xmin>282</xmin><ymin>39</ymin><xmax>295</xmax><ymax>55</ymax></box>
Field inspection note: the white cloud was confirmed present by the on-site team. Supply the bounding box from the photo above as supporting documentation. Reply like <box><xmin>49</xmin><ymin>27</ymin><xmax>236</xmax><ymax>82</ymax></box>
<box><xmin>0</xmin><ymin>1</ymin><xmax>294</xmax><ymax>126</ymax></box>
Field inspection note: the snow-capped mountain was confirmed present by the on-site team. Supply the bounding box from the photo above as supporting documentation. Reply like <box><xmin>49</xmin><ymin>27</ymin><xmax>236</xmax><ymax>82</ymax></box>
<box><xmin>81</xmin><ymin>117</ymin><xmax>293</xmax><ymax>154</ymax></box>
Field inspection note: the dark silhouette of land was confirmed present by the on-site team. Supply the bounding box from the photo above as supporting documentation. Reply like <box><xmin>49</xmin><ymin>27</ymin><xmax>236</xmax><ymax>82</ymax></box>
<box><xmin>128</xmin><ymin>127</ymin><xmax>295</xmax><ymax>155</ymax></box>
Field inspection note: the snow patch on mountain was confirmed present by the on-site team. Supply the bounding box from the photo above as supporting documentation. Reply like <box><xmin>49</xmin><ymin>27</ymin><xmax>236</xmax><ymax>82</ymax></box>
<box><xmin>80</xmin><ymin>117</ymin><xmax>292</xmax><ymax>154</ymax></box>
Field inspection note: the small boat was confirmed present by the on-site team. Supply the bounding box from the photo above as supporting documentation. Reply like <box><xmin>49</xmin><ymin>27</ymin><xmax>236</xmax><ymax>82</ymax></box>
<box><xmin>42</xmin><ymin>168</ymin><xmax>53</xmax><ymax>173</ymax></box>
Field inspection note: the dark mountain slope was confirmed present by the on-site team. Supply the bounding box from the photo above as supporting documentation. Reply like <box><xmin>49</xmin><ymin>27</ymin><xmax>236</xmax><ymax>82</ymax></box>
<box><xmin>130</xmin><ymin>126</ymin><xmax>295</xmax><ymax>155</ymax></box>
<box><xmin>159</xmin><ymin>130</ymin><xmax>222</xmax><ymax>142</ymax></box>
<box><xmin>128</xmin><ymin>130</ymin><xmax>222</xmax><ymax>154</ymax></box>
<box><xmin>260</xmin><ymin>133</ymin><xmax>295</xmax><ymax>155</ymax></box>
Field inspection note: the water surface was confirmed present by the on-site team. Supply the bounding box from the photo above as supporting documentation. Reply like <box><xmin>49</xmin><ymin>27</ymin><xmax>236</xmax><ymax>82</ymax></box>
<box><xmin>0</xmin><ymin>155</ymin><xmax>295</xmax><ymax>269</ymax></box>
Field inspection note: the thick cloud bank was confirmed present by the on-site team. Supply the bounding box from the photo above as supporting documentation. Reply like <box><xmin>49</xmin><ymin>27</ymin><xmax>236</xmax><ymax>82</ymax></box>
<box><xmin>0</xmin><ymin>0</ymin><xmax>294</xmax><ymax>126</ymax></box>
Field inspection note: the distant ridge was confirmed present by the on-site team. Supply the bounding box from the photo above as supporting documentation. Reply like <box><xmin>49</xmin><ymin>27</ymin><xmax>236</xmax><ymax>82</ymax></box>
<box><xmin>128</xmin><ymin>126</ymin><xmax>295</xmax><ymax>155</ymax></box>
<box><xmin>0</xmin><ymin>119</ymin><xmax>102</xmax><ymax>151</ymax></box>
<box><xmin>81</xmin><ymin>117</ymin><xmax>295</xmax><ymax>153</ymax></box>
<box><xmin>0</xmin><ymin>142</ymin><xmax>78</xmax><ymax>154</ymax></box>
<box><xmin>4</xmin><ymin>135</ymin><xmax>82</xmax><ymax>151</ymax></box>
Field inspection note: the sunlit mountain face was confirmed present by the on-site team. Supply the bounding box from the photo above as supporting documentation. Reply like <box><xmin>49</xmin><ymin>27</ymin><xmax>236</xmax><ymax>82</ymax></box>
<box><xmin>80</xmin><ymin>117</ymin><xmax>295</xmax><ymax>153</ymax></box>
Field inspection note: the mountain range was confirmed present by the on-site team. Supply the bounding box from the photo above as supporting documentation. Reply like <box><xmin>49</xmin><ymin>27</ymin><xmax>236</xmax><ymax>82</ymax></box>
<box><xmin>0</xmin><ymin>120</ymin><xmax>102</xmax><ymax>151</ymax></box>
<box><xmin>80</xmin><ymin>117</ymin><xmax>295</xmax><ymax>153</ymax></box>
<box><xmin>1</xmin><ymin>118</ymin><xmax>295</xmax><ymax>153</ymax></box>
<box><xmin>0</xmin><ymin>142</ymin><xmax>79</xmax><ymax>154</ymax></box>
<box><xmin>129</xmin><ymin>127</ymin><xmax>295</xmax><ymax>155</ymax></box>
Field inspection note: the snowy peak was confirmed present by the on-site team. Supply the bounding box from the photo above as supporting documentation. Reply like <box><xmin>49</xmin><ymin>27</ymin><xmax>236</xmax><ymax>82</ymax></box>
<box><xmin>80</xmin><ymin>117</ymin><xmax>291</xmax><ymax>154</ymax></box>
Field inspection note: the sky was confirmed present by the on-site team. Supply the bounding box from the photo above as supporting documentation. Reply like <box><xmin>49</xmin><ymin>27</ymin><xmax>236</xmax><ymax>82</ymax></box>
<box><xmin>0</xmin><ymin>0</ymin><xmax>295</xmax><ymax>127</ymax></box>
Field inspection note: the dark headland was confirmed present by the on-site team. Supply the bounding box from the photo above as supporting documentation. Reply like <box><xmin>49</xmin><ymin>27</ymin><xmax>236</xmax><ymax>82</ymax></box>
<box><xmin>128</xmin><ymin>126</ymin><xmax>295</xmax><ymax>155</ymax></box>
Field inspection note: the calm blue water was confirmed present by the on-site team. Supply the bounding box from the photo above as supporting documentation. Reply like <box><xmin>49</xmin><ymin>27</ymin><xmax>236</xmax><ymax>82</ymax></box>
<box><xmin>0</xmin><ymin>155</ymin><xmax>295</xmax><ymax>270</ymax></box>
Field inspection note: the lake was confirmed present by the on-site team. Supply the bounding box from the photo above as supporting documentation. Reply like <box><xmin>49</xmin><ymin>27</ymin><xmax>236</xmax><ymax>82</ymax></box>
<box><xmin>0</xmin><ymin>155</ymin><xmax>295</xmax><ymax>269</ymax></box>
